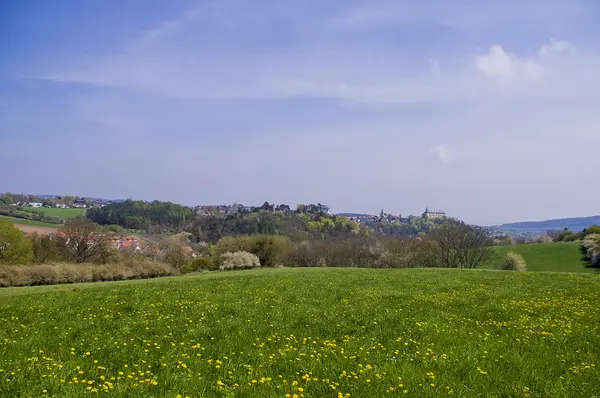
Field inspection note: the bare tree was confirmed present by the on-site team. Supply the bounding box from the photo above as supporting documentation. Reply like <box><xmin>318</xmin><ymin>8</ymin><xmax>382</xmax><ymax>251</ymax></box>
<box><xmin>429</xmin><ymin>221</ymin><xmax>491</xmax><ymax>268</ymax></box>
<box><xmin>56</xmin><ymin>219</ymin><xmax>111</xmax><ymax>263</ymax></box>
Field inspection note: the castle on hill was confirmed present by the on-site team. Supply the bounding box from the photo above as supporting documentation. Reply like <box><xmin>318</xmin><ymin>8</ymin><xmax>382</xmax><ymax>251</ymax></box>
<box><xmin>422</xmin><ymin>208</ymin><xmax>446</xmax><ymax>220</ymax></box>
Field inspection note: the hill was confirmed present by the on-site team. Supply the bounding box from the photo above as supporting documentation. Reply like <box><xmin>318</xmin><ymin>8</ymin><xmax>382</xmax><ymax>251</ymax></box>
<box><xmin>1</xmin><ymin>268</ymin><xmax>599</xmax><ymax>397</ymax></box>
<box><xmin>498</xmin><ymin>215</ymin><xmax>600</xmax><ymax>237</ymax></box>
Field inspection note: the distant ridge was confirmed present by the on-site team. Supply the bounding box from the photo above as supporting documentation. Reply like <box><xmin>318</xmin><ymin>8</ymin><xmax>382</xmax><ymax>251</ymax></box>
<box><xmin>499</xmin><ymin>215</ymin><xmax>600</xmax><ymax>236</ymax></box>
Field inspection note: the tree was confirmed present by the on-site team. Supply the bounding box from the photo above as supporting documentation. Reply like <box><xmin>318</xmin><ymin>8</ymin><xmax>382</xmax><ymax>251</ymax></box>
<box><xmin>30</xmin><ymin>232</ymin><xmax>59</xmax><ymax>264</ymax></box>
<box><xmin>0</xmin><ymin>220</ymin><xmax>32</xmax><ymax>264</ymax></box>
<box><xmin>428</xmin><ymin>221</ymin><xmax>491</xmax><ymax>268</ymax></box>
<box><xmin>162</xmin><ymin>233</ymin><xmax>191</xmax><ymax>268</ymax></box>
<box><xmin>56</xmin><ymin>219</ymin><xmax>111</xmax><ymax>263</ymax></box>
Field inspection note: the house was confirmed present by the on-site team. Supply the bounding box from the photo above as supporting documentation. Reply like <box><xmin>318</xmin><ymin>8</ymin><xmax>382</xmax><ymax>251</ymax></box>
<box><xmin>28</xmin><ymin>202</ymin><xmax>43</xmax><ymax>208</ymax></box>
<box><xmin>422</xmin><ymin>208</ymin><xmax>446</xmax><ymax>220</ymax></box>
<box><xmin>73</xmin><ymin>198</ymin><xmax>87</xmax><ymax>208</ymax></box>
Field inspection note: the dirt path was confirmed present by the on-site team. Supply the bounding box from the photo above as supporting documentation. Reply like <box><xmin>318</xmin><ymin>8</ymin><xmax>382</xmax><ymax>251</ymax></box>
<box><xmin>14</xmin><ymin>224</ymin><xmax>60</xmax><ymax>234</ymax></box>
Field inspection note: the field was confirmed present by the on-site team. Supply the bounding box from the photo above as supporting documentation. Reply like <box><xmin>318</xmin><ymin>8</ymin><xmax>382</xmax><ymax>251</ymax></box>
<box><xmin>1</xmin><ymin>268</ymin><xmax>599</xmax><ymax>397</ymax></box>
<box><xmin>0</xmin><ymin>215</ymin><xmax>60</xmax><ymax>229</ymax></box>
<box><xmin>486</xmin><ymin>242</ymin><xmax>591</xmax><ymax>273</ymax></box>
<box><xmin>27</xmin><ymin>207</ymin><xmax>87</xmax><ymax>219</ymax></box>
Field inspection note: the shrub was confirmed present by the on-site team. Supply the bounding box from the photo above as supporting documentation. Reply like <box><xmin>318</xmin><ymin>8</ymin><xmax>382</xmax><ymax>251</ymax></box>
<box><xmin>220</xmin><ymin>251</ymin><xmax>260</xmax><ymax>271</ymax></box>
<box><xmin>183</xmin><ymin>256</ymin><xmax>219</xmax><ymax>273</ymax></box>
<box><xmin>581</xmin><ymin>233</ymin><xmax>600</xmax><ymax>267</ymax></box>
<box><xmin>248</xmin><ymin>235</ymin><xmax>290</xmax><ymax>267</ymax></box>
<box><xmin>217</xmin><ymin>235</ymin><xmax>291</xmax><ymax>267</ymax></box>
<box><xmin>581</xmin><ymin>225</ymin><xmax>600</xmax><ymax>238</ymax></box>
<box><xmin>217</xmin><ymin>236</ymin><xmax>252</xmax><ymax>254</ymax></box>
<box><xmin>500</xmin><ymin>251</ymin><xmax>527</xmax><ymax>271</ymax></box>
<box><xmin>0</xmin><ymin>261</ymin><xmax>178</xmax><ymax>287</ymax></box>
<box><xmin>537</xmin><ymin>235</ymin><xmax>554</xmax><ymax>244</ymax></box>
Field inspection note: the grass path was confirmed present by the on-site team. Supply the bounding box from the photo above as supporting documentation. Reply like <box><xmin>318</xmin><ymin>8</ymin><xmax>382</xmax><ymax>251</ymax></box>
<box><xmin>1</xmin><ymin>268</ymin><xmax>599</xmax><ymax>397</ymax></box>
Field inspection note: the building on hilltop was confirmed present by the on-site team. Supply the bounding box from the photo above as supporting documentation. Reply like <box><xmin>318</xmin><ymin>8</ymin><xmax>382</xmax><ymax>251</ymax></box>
<box><xmin>422</xmin><ymin>207</ymin><xmax>446</xmax><ymax>220</ymax></box>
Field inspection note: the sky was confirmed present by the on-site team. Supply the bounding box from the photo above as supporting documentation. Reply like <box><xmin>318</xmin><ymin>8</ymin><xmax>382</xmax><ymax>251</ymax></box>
<box><xmin>1</xmin><ymin>0</ymin><xmax>599</xmax><ymax>225</ymax></box>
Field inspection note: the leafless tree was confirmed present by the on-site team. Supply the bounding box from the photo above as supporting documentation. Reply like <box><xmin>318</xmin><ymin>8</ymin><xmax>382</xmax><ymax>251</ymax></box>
<box><xmin>56</xmin><ymin>219</ymin><xmax>112</xmax><ymax>263</ymax></box>
<box><xmin>428</xmin><ymin>221</ymin><xmax>491</xmax><ymax>268</ymax></box>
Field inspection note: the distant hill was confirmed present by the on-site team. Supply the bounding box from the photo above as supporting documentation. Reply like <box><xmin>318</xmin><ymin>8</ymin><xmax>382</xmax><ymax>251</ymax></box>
<box><xmin>499</xmin><ymin>215</ymin><xmax>600</xmax><ymax>237</ymax></box>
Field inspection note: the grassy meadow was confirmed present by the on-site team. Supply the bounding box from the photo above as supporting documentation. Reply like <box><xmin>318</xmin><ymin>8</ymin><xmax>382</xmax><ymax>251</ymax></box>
<box><xmin>486</xmin><ymin>242</ymin><xmax>591</xmax><ymax>273</ymax></box>
<box><xmin>1</xmin><ymin>268</ymin><xmax>599</xmax><ymax>397</ymax></box>
<box><xmin>27</xmin><ymin>207</ymin><xmax>87</xmax><ymax>219</ymax></box>
<box><xmin>0</xmin><ymin>215</ymin><xmax>59</xmax><ymax>228</ymax></box>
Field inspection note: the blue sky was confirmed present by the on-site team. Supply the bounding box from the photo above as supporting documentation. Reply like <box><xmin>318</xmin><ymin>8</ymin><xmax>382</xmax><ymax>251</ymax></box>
<box><xmin>2</xmin><ymin>0</ymin><xmax>600</xmax><ymax>225</ymax></box>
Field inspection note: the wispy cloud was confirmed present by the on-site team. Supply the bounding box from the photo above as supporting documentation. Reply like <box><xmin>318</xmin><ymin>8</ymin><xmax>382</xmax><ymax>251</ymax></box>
<box><xmin>3</xmin><ymin>0</ymin><xmax>600</xmax><ymax>224</ymax></box>
<box><xmin>429</xmin><ymin>145</ymin><xmax>456</xmax><ymax>165</ymax></box>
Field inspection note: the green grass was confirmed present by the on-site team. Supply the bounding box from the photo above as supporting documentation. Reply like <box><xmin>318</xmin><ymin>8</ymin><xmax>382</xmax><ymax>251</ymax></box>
<box><xmin>486</xmin><ymin>242</ymin><xmax>591</xmax><ymax>273</ymax></box>
<box><xmin>0</xmin><ymin>215</ymin><xmax>59</xmax><ymax>228</ymax></box>
<box><xmin>26</xmin><ymin>207</ymin><xmax>87</xmax><ymax>219</ymax></box>
<box><xmin>1</xmin><ymin>268</ymin><xmax>599</xmax><ymax>397</ymax></box>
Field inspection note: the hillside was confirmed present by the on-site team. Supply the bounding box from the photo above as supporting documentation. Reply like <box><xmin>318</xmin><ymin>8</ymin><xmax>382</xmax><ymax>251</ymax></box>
<box><xmin>499</xmin><ymin>215</ymin><xmax>600</xmax><ymax>237</ymax></box>
<box><xmin>1</xmin><ymin>268</ymin><xmax>599</xmax><ymax>397</ymax></box>
<box><xmin>485</xmin><ymin>242</ymin><xmax>591</xmax><ymax>273</ymax></box>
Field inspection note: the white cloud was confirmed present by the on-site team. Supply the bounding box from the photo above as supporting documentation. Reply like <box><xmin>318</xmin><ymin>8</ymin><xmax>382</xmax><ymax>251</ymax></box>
<box><xmin>475</xmin><ymin>45</ymin><xmax>543</xmax><ymax>81</ymax></box>
<box><xmin>429</xmin><ymin>145</ymin><xmax>456</xmax><ymax>165</ymax></box>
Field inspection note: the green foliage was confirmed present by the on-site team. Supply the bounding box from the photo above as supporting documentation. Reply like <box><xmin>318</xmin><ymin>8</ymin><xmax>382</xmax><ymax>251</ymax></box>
<box><xmin>29</xmin><ymin>233</ymin><xmax>60</xmax><ymax>264</ymax></box>
<box><xmin>1</xmin><ymin>269</ymin><xmax>599</xmax><ymax>396</ymax></box>
<box><xmin>217</xmin><ymin>235</ymin><xmax>290</xmax><ymax>267</ymax></box>
<box><xmin>0</xmin><ymin>219</ymin><xmax>32</xmax><ymax>264</ymax></box>
<box><xmin>183</xmin><ymin>256</ymin><xmax>218</xmax><ymax>273</ymax></box>
<box><xmin>0</xmin><ymin>215</ymin><xmax>58</xmax><ymax>228</ymax></box>
<box><xmin>500</xmin><ymin>251</ymin><xmax>527</xmax><ymax>271</ymax></box>
<box><xmin>581</xmin><ymin>225</ymin><xmax>600</xmax><ymax>238</ymax></box>
<box><xmin>86</xmin><ymin>200</ymin><xmax>194</xmax><ymax>232</ymax></box>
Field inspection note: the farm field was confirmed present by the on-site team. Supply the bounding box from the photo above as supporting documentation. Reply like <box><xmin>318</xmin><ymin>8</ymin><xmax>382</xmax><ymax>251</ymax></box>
<box><xmin>27</xmin><ymin>207</ymin><xmax>87</xmax><ymax>219</ymax></box>
<box><xmin>1</xmin><ymin>268</ymin><xmax>599</xmax><ymax>397</ymax></box>
<box><xmin>0</xmin><ymin>215</ymin><xmax>60</xmax><ymax>229</ymax></box>
<box><xmin>485</xmin><ymin>242</ymin><xmax>591</xmax><ymax>273</ymax></box>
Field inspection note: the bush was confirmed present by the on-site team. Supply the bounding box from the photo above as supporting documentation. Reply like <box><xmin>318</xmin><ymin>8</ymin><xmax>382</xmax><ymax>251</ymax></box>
<box><xmin>217</xmin><ymin>235</ymin><xmax>291</xmax><ymax>267</ymax></box>
<box><xmin>183</xmin><ymin>256</ymin><xmax>219</xmax><ymax>273</ymax></box>
<box><xmin>537</xmin><ymin>235</ymin><xmax>554</xmax><ymax>244</ymax></box>
<box><xmin>219</xmin><ymin>251</ymin><xmax>260</xmax><ymax>271</ymax></box>
<box><xmin>0</xmin><ymin>260</ymin><xmax>178</xmax><ymax>287</ymax></box>
<box><xmin>249</xmin><ymin>235</ymin><xmax>290</xmax><ymax>267</ymax></box>
<box><xmin>500</xmin><ymin>251</ymin><xmax>527</xmax><ymax>271</ymax></box>
<box><xmin>581</xmin><ymin>225</ymin><xmax>600</xmax><ymax>238</ymax></box>
<box><xmin>581</xmin><ymin>233</ymin><xmax>600</xmax><ymax>267</ymax></box>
